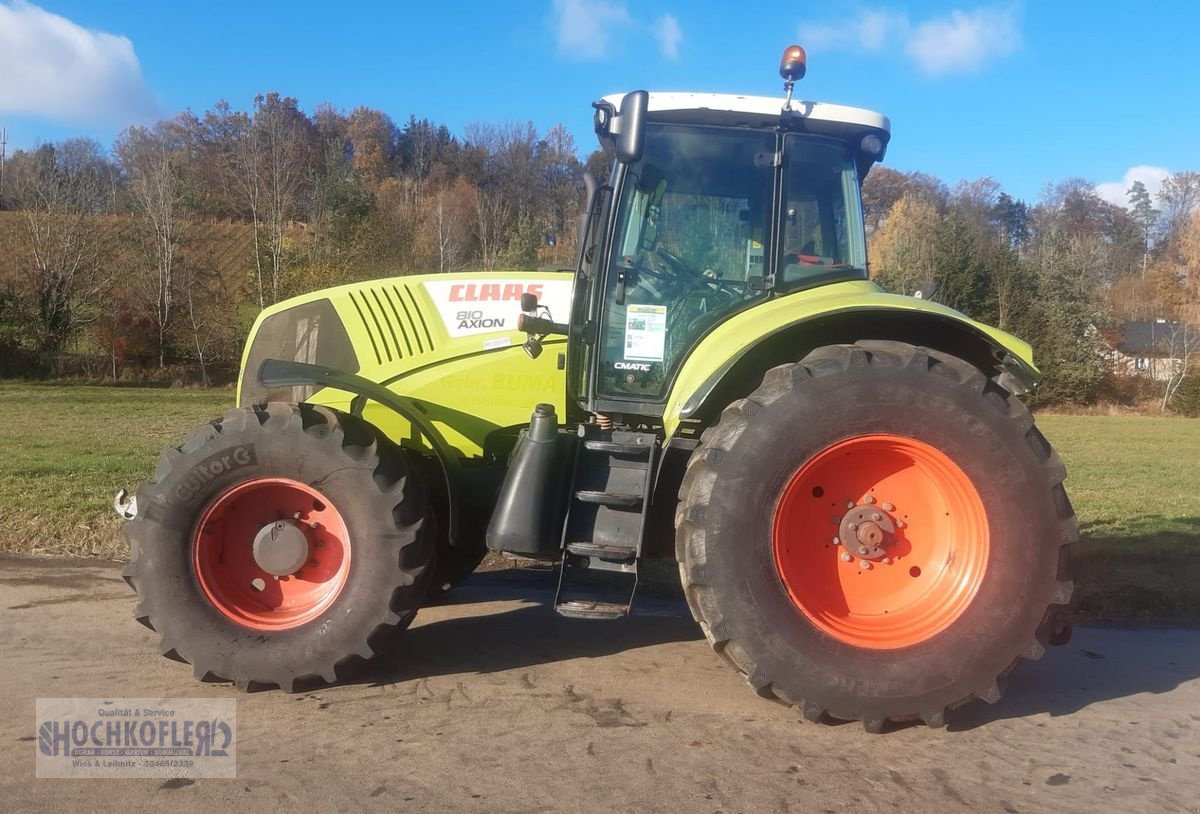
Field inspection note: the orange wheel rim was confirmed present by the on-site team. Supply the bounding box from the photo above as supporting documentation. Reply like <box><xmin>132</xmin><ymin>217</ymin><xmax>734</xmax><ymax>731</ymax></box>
<box><xmin>192</xmin><ymin>478</ymin><xmax>351</xmax><ymax>631</ymax></box>
<box><xmin>772</xmin><ymin>434</ymin><xmax>989</xmax><ymax>649</ymax></box>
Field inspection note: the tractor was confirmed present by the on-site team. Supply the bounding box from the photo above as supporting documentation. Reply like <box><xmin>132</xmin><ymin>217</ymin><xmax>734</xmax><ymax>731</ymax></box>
<box><xmin>118</xmin><ymin>46</ymin><xmax>1074</xmax><ymax>732</ymax></box>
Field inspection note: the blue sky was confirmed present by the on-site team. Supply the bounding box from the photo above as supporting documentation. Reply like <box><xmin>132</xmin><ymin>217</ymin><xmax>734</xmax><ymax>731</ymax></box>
<box><xmin>1</xmin><ymin>0</ymin><xmax>1197</xmax><ymax>206</ymax></box>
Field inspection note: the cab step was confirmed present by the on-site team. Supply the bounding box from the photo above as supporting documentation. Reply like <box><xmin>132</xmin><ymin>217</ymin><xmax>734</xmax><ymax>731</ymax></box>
<box><xmin>583</xmin><ymin>439</ymin><xmax>654</xmax><ymax>456</ymax></box>
<box><xmin>574</xmin><ymin>490</ymin><xmax>643</xmax><ymax>508</ymax></box>
<box><xmin>556</xmin><ymin>600</ymin><xmax>630</xmax><ymax>620</ymax></box>
<box><xmin>565</xmin><ymin>541</ymin><xmax>637</xmax><ymax>562</ymax></box>
<box><xmin>553</xmin><ymin>426</ymin><xmax>658</xmax><ymax>620</ymax></box>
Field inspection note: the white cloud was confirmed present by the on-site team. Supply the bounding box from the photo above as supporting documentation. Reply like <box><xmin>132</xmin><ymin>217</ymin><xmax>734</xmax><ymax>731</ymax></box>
<box><xmin>905</xmin><ymin>8</ymin><xmax>1020</xmax><ymax>76</ymax></box>
<box><xmin>0</xmin><ymin>1</ymin><xmax>157</xmax><ymax>125</ymax></box>
<box><xmin>1095</xmin><ymin>166</ymin><xmax>1171</xmax><ymax>209</ymax></box>
<box><xmin>551</xmin><ymin>0</ymin><xmax>631</xmax><ymax>61</ymax></box>
<box><xmin>800</xmin><ymin>5</ymin><xmax>1022</xmax><ymax>77</ymax></box>
<box><xmin>653</xmin><ymin>13</ymin><xmax>682</xmax><ymax>60</ymax></box>
<box><xmin>804</xmin><ymin>9</ymin><xmax>908</xmax><ymax>52</ymax></box>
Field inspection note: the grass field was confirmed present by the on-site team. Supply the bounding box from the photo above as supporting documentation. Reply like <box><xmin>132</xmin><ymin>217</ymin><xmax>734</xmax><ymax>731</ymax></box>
<box><xmin>0</xmin><ymin>382</ymin><xmax>1197</xmax><ymax>620</ymax></box>
<box><xmin>0</xmin><ymin>383</ymin><xmax>230</xmax><ymax>559</ymax></box>
<box><xmin>1036</xmin><ymin>414</ymin><xmax>1200</xmax><ymax>620</ymax></box>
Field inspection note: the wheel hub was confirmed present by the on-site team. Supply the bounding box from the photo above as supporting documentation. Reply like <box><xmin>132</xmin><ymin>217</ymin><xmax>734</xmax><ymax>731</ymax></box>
<box><xmin>192</xmin><ymin>477</ymin><xmax>351</xmax><ymax>630</ymax></box>
<box><xmin>252</xmin><ymin>520</ymin><xmax>311</xmax><ymax>577</ymax></box>
<box><xmin>838</xmin><ymin>504</ymin><xmax>895</xmax><ymax>560</ymax></box>
<box><xmin>773</xmin><ymin>434</ymin><xmax>990</xmax><ymax>649</ymax></box>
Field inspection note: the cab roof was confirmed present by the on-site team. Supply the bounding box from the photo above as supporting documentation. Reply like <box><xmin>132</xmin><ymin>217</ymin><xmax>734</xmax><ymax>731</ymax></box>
<box><xmin>600</xmin><ymin>92</ymin><xmax>890</xmax><ymax>134</ymax></box>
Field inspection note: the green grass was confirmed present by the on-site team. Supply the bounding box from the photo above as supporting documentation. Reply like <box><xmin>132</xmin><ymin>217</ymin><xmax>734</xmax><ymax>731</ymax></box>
<box><xmin>0</xmin><ymin>383</ymin><xmax>230</xmax><ymax>558</ymax></box>
<box><xmin>1036</xmin><ymin>414</ymin><xmax>1200</xmax><ymax>620</ymax></box>
<box><xmin>0</xmin><ymin>383</ymin><xmax>1196</xmax><ymax>620</ymax></box>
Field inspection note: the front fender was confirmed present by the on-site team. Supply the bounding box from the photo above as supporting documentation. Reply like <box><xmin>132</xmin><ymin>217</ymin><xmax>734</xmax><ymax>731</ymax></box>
<box><xmin>662</xmin><ymin>280</ymin><xmax>1038</xmax><ymax>439</ymax></box>
<box><xmin>258</xmin><ymin>358</ymin><xmax>465</xmax><ymax>546</ymax></box>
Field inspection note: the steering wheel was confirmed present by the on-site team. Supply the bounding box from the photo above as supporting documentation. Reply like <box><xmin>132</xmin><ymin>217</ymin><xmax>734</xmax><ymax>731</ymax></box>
<box><xmin>654</xmin><ymin>248</ymin><xmax>743</xmax><ymax>291</ymax></box>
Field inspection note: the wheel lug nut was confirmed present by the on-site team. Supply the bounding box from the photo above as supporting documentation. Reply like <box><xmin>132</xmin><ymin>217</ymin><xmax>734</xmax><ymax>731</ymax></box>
<box><xmin>864</xmin><ymin>495</ymin><xmax>875</xmax><ymax>504</ymax></box>
<box><xmin>840</xmin><ymin>552</ymin><xmax>852</xmax><ymax>563</ymax></box>
<box><xmin>882</xmin><ymin>557</ymin><xmax>892</xmax><ymax>565</ymax></box>
<box><xmin>872</xmin><ymin>513</ymin><xmax>882</xmax><ymax>522</ymax></box>
<box><xmin>858</xmin><ymin>547</ymin><xmax>868</xmax><ymax>555</ymax></box>
<box><xmin>846</xmin><ymin>501</ymin><xmax>855</xmax><ymax>509</ymax></box>
<box><xmin>860</xmin><ymin>560</ymin><xmax>872</xmax><ymax>570</ymax></box>
<box><xmin>832</xmin><ymin>536</ymin><xmax>841</xmax><ymax>546</ymax></box>
<box><xmin>882</xmin><ymin>502</ymin><xmax>895</xmax><ymax>511</ymax></box>
<box><xmin>292</xmin><ymin>512</ymin><xmax>302</xmax><ymax>520</ymax></box>
<box><xmin>896</xmin><ymin>519</ymin><xmax>905</xmax><ymax>529</ymax></box>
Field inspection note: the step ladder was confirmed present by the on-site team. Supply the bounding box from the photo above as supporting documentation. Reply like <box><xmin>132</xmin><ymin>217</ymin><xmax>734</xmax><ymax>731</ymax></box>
<box><xmin>554</xmin><ymin>427</ymin><xmax>658</xmax><ymax>619</ymax></box>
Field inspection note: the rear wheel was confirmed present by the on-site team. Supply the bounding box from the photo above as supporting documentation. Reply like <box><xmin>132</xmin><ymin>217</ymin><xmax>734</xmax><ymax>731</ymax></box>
<box><xmin>675</xmin><ymin>341</ymin><xmax>1075</xmax><ymax>730</ymax></box>
<box><xmin>123</xmin><ymin>403</ymin><xmax>434</xmax><ymax>691</ymax></box>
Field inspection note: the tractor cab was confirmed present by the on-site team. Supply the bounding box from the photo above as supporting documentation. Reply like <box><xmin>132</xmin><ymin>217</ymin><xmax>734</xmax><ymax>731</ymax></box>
<box><xmin>498</xmin><ymin>50</ymin><xmax>896</xmax><ymax>616</ymax></box>
<box><xmin>526</xmin><ymin>48</ymin><xmax>890</xmax><ymax>420</ymax></box>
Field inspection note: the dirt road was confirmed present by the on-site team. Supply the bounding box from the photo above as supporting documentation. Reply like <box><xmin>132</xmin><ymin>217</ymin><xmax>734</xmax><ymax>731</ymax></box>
<box><xmin>2</xmin><ymin>556</ymin><xmax>1198</xmax><ymax>813</ymax></box>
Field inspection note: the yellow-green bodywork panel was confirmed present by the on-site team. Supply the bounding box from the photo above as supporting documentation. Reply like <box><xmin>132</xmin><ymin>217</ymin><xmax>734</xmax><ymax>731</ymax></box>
<box><xmin>237</xmin><ymin>270</ymin><xmax>573</xmax><ymax>459</ymax></box>
<box><xmin>238</xmin><ymin>273</ymin><xmax>1036</xmax><ymax>459</ymax></box>
<box><xmin>660</xmin><ymin>279</ymin><xmax>1036</xmax><ymax>438</ymax></box>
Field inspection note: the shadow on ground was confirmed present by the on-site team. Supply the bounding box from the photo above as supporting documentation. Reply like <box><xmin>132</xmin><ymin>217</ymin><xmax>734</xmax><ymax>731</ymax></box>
<box><xmin>355</xmin><ymin>567</ymin><xmax>703</xmax><ymax>688</ymax></box>
<box><xmin>1072</xmin><ymin>514</ymin><xmax>1200</xmax><ymax>621</ymax></box>
<box><xmin>950</xmin><ymin>625</ymin><xmax>1200</xmax><ymax>729</ymax></box>
<box><xmin>359</xmin><ymin>568</ymin><xmax>1200</xmax><ymax>733</ymax></box>
<box><xmin>8</xmin><ymin>554</ymin><xmax>1195</xmax><ymax>731</ymax></box>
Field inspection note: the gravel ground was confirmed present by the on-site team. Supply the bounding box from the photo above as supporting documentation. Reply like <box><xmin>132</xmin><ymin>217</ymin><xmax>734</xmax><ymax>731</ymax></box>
<box><xmin>2</xmin><ymin>555</ymin><xmax>1198</xmax><ymax>813</ymax></box>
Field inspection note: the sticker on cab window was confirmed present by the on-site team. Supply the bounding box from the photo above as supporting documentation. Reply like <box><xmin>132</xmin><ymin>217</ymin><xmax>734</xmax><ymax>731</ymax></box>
<box><xmin>624</xmin><ymin>304</ymin><xmax>667</xmax><ymax>362</ymax></box>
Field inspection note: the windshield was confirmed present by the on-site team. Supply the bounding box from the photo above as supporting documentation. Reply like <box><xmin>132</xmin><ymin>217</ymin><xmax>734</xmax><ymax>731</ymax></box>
<box><xmin>595</xmin><ymin>124</ymin><xmax>867</xmax><ymax>402</ymax></box>
<box><xmin>597</xmin><ymin>124</ymin><xmax>774</xmax><ymax>400</ymax></box>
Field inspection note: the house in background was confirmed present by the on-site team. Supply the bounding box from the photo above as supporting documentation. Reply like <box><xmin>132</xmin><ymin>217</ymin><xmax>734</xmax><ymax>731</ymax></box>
<box><xmin>1106</xmin><ymin>320</ymin><xmax>1199</xmax><ymax>381</ymax></box>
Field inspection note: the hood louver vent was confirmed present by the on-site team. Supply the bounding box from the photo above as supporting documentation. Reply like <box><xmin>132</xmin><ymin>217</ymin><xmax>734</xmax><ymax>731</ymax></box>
<box><xmin>345</xmin><ymin>284</ymin><xmax>437</xmax><ymax>366</ymax></box>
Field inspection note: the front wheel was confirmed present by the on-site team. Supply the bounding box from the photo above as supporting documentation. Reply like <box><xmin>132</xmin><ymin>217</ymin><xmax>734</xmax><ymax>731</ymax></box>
<box><xmin>123</xmin><ymin>403</ymin><xmax>434</xmax><ymax>691</ymax></box>
<box><xmin>675</xmin><ymin>341</ymin><xmax>1075</xmax><ymax>731</ymax></box>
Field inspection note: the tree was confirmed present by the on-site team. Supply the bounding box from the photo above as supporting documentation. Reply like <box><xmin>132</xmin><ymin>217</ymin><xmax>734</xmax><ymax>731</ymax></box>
<box><xmin>868</xmin><ymin>193</ymin><xmax>939</xmax><ymax>295</ymax></box>
<box><xmin>254</xmin><ymin>93</ymin><xmax>313</xmax><ymax>303</ymax></box>
<box><xmin>472</xmin><ymin>184</ymin><xmax>510</xmax><ymax>271</ymax></box>
<box><xmin>932</xmin><ymin>209</ymin><xmax>990</xmax><ymax>319</ymax></box>
<box><xmin>345</xmin><ymin>106</ymin><xmax>397</xmax><ymax>189</ymax></box>
<box><xmin>1127</xmin><ymin>180</ymin><xmax>1159</xmax><ymax>276</ymax></box>
<box><xmin>1180</xmin><ymin>210</ymin><xmax>1200</xmax><ymax>301</ymax></box>
<box><xmin>203</xmin><ymin>102</ymin><xmax>268</xmax><ymax>308</ymax></box>
<box><xmin>1161</xmin><ymin>322</ymin><xmax>1195</xmax><ymax>412</ymax></box>
<box><xmin>118</xmin><ymin>124</ymin><xmax>186</xmax><ymax>368</ymax></box>
<box><xmin>993</xmin><ymin>192</ymin><xmax>1030</xmax><ymax>250</ymax></box>
<box><xmin>861</xmin><ymin>168</ymin><xmax>947</xmax><ymax>234</ymax></box>
<box><xmin>430</xmin><ymin>177</ymin><xmax>474</xmax><ymax>272</ymax></box>
<box><xmin>1025</xmin><ymin>222</ymin><xmax>1110</xmax><ymax>404</ymax></box>
<box><xmin>7</xmin><ymin>139</ymin><xmax>113</xmax><ymax>356</ymax></box>
<box><xmin>1158</xmin><ymin>171</ymin><xmax>1200</xmax><ymax>244</ymax></box>
<box><xmin>585</xmin><ymin>149</ymin><xmax>611</xmax><ymax>186</ymax></box>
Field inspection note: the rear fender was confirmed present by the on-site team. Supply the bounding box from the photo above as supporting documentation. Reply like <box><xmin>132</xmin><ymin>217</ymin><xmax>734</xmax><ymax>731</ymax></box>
<box><xmin>662</xmin><ymin>282</ymin><xmax>1039</xmax><ymax>439</ymax></box>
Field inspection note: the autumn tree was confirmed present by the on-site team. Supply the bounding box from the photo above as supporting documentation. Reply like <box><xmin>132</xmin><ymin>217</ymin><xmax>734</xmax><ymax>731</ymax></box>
<box><xmin>868</xmin><ymin>193</ymin><xmax>939</xmax><ymax>295</ymax></box>
<box><xmin>6</xmin><ymin>139</ymin><xmax>114</xmax><ymax>355</ymax></box>
<box><xmin>254</xmin><ymin>93</ymin><xmax>314</xmax><ymax>303</ymax></box>
<box><xmin>430</xmin><ymin>177</ymin><xmax>474</xmax><ymax>272</ymax></box>
<box><xmin>861</xmin><ymin>167</ymin><xmax>947</xmax><ymax>234</ymax></box>
<box><xmin>118</xmin><ymin>124</ymin><xmax>188</xmax><ymax>368</ymax></box>
<box><xmin>1158</xmin><ymin>171</ymin><xmax>1200</xmax><ymax>245</ymax></box>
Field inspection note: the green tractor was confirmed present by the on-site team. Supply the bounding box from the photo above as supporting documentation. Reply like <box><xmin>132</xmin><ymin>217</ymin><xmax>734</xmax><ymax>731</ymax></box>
<box><xmin>119</xmin><ymin>47</ymin><xmax>1074</xmax><ymax>731</ymax></box>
